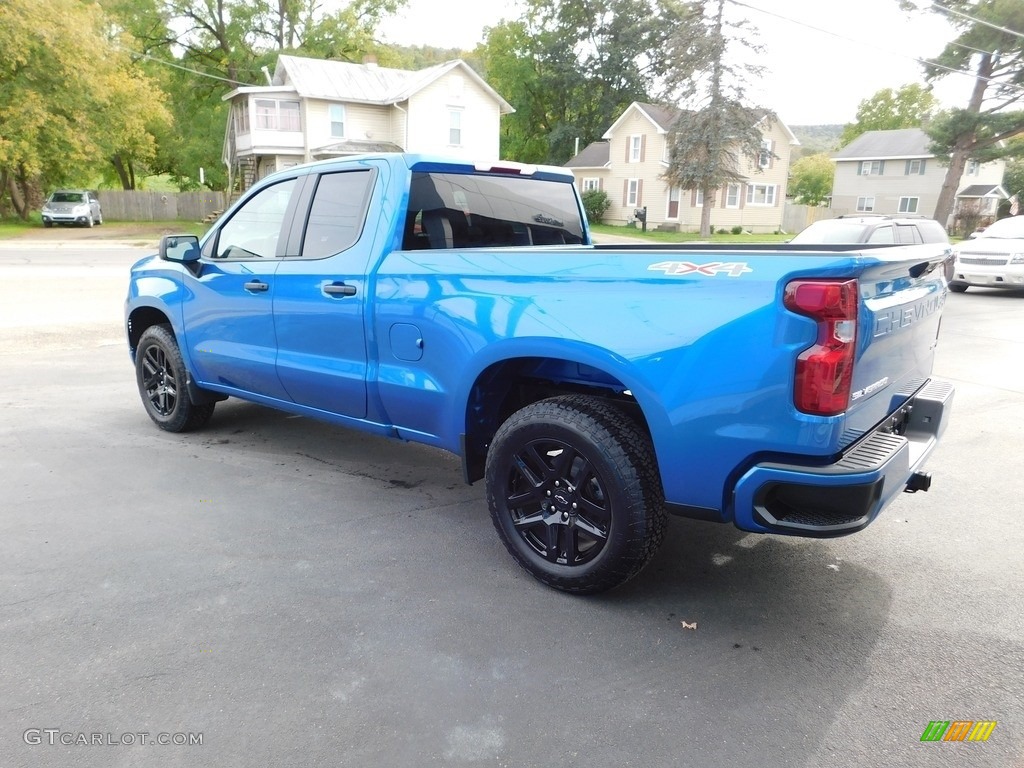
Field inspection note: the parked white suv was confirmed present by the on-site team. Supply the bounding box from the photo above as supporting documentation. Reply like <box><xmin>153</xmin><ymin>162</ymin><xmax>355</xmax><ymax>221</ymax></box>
<box><xmin>41</xmin><ymin>190</ymin><xmax>103</xmax><ymax>228</ymax></box>
<box><xmin>950</xmin><ymin>215</ymin><xmax>1024</xmax><ymax>292</ymax></box>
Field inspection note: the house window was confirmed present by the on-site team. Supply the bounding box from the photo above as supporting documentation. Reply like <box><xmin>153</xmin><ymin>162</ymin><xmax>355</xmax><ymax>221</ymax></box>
<box><xmin>898</xmin><ymin>196</ymin><xmax>919</xmax><ymax>213</ymax></box>
<box><xmin>758</xmin><ymin>139</ymin><xmax>772</xmax><ymax>169</ymax></box>
<box><xmin>582</xmin><ymin>178</ymin><xmax>600</xmax><ymax>192</ymax></box>
<box><xmin>726</xmin><ymin>183</ymin><xmax>740</xmax><ymax>208</ymax></box>
<box><xmin>234</xmin><ymin>100</ymin><xmax>249</xmax><ymax>133</ymax></box>
<box><xmin>860</xmin><ymin>160</ymin><xmax>883</xmax><ymax>175</ymax></box>
<box><xmin>746</xmin><ymin>184</ymin><xmax>776</xmax><ymax>206</ymax></box>
<box><xmin>856</xmin><ymin>196</ymin><xmax>875</xmax><ymax>212</ymax></box>
<box><xmin>695</xmin><ymin>188</ymin><xmax>704</xmax><ymax>206</ymax></box>
<box><xmin>906</xmin><ymin>159</ymin><xmax>924</xmax><ymax>175</ymax></box>
<box><xmin>329</xmin><ymin>104</ymin><xmax>345</xmax><ymax>138</ymax></box>
<box><xmin>667</xmin><ymin>187</ymin><xmax>680</xmax><ymax>219</ymax></box>
<box><xmin>967</xmin><ymin>159</ymin><xmax>979</xmax><ymax>175</ymax></box>
<box><xmin>254</xmin><ymin>99</ymin><xmax>301</xmax><ymax>131</ymax></box>
<box><xmin>449</xmin><ymin>110</ymin><xmax>462</xmax><ymax>146</ymax></box>
<box><xmin>629</xmin><ymin>135</ymin><xmax>642</xmax><ymax>163</ymax></box>
<box><xmin>627</xmin><ymin>179</ymin><xmax>639</xmax><ymax>206</ymax></box>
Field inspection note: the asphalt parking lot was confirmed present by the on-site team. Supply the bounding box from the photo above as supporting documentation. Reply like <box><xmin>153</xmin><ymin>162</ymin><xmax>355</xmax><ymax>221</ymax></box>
<box><xmin>1</xmin><ymin>238</ymin><xmax>1022</xmax><ymax>767</ymax></box>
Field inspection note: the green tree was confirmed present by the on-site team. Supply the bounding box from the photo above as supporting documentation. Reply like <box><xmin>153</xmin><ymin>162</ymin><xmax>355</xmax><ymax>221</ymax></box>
<box><xmin>478</xmin><ymin>0</ymin><xmax>680</xmax><ymax>163</ymax></box>
<box><xmin>902</xmin><ymin>0</ymin><xmax>1024</xmax><ymax>225</ymax></box>
<box><xmin>839</xmin><ymin>83</ymin><xmax>937</xmax><ymax>146</ymax></box>
<box><xmin>661</xmin><ymin>0</ymin><xmax>770</xmax><ymax>237</ymax></box>
<box><xmin>789</xmin><ymin>153</ymin><xmax>835</xmax><ymax>206</ymax></box>
<box><xmin>0</xmin><ymin>0</ymin><xmax>170</xmax><ymax>214</ymax></box>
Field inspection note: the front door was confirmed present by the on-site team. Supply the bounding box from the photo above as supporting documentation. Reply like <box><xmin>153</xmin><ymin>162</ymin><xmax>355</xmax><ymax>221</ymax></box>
<box><xmin>181</xmin><ymin>176</ymin><xmax>301</xmax><ymax>400</ymax></box>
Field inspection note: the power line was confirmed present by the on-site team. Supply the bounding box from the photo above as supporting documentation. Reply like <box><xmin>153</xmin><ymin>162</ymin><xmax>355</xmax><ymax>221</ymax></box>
<box><xmin>727</xmin><ymin>0</ymin><xmax>1024</xmax><ymax>97</ymax></box>
<box><xmin>931</xmin><ymin>3</ymin><xmax>1024</xmax><ymax>41</ymax></box>
<box><xmin>112</xmin><ymin>44</ymin><xmax>260</xmax><ymax>87</ymax></box>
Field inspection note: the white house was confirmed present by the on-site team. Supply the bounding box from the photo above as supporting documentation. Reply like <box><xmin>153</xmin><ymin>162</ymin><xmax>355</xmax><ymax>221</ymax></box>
<box><xmin>565</xmin><ymin>101</ymin><xmax>799</xmax><ymax>233</ymax></box>
<box><xmin>222</xmin><ymin>55</ymin><xmax>514</xmax><ymax>190</ymax></box>
<box><xmin>830</xmin><ymin>128</ymin><xmax>1007</xmax><ymax>224</ymax></box>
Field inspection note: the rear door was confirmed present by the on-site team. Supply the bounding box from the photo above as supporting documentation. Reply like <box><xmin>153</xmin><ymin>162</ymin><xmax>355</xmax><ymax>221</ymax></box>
<box><xmin>271</xmin><ymin>165</ymin><xmax>380</xmax><ymax>418</ymax></box>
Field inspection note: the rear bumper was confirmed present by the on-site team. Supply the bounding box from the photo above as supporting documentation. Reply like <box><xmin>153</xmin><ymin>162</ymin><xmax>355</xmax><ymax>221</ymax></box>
<box><xmin>731</xmin><ymin>379</ymin><xmax>954</xmax><ymax>537</ymax></box>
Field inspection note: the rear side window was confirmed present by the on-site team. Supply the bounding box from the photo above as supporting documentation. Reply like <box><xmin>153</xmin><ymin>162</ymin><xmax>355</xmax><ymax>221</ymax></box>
<box><xmin>402</xmin><ymin>172</ymin><xmax>584</xmax><ymax>250</ymax></box>
<box><xmin>300</xmin><ymin>170</ymin><xmax>374</xmax><ymax>259</ymax></box>
<box><xmin>897</xmin><ymin>224</ymin><xmax>923</xmax><ymax>244</ymax></box>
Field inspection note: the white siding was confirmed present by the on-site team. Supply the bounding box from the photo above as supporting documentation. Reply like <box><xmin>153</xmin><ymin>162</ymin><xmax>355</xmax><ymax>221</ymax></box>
<box><xmin>406</xmin><ymin>71</ymin><xmax>501</xmax><ymax>159</ymax></box>
<box><xmin>303</xmin><ymin>100</ymin><xmax>395</xmax><ymax>155</ymax></box>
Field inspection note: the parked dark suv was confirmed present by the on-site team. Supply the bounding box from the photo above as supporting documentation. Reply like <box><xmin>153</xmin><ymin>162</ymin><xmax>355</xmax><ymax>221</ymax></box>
<box><xmin>791</xmin><ymin>215</ymin><xmax>948</xmax><ymax>245</ymax></box>
<box><xmin>41</xmin><ymin>190</ymin><xmax>103</xmax><ymax>228</ymax></box>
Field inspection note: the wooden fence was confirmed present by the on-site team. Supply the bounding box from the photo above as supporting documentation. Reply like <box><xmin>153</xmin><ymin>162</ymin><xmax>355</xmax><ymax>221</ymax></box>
<box><xmin>96</xmin><ymin>191</ymin><xmax>228</xmax><ymax>221</ymax></box>
<box><xmin>782</xmin><ymin>203</ymin><xmax>835</xmax><ymax>234</ymax></box>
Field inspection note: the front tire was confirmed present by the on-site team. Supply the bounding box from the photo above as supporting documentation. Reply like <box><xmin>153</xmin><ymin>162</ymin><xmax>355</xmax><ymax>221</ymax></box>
<box><xmin>135</xmin><ymin>324</ymin><xmax>215</xmax><ymax>432</ymax></box>
<box><xmin>949</xmin><ymin>282</ymin><xmax>968</xmax><ymax>293</ymax></box>
<box><xmin>485</xmin><ymin>395</ymin><xmax>666</xmax><ymax>594</ymax></box>
<box><xmin>85</xmin><ymin>214</ymin><xmax>94</xmax><ymax>228</ymax></box>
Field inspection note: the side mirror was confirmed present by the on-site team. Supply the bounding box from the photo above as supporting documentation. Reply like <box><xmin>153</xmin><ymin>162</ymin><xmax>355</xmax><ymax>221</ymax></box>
<box><xmin>160</xmin><ymin>234</ymin><xmax>201</xmax><ymax>263</ymax></box>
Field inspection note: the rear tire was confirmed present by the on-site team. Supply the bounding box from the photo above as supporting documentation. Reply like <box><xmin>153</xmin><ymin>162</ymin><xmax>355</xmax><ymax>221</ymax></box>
<box><xmin>485</xmin><ymin>395</ymin><xmax>666</xmax><ymax>594</ymax></box>
<box><xmin>135</xmin><ymin>324</ymin><xmax>215</xmax><ymax>432</ymax></box>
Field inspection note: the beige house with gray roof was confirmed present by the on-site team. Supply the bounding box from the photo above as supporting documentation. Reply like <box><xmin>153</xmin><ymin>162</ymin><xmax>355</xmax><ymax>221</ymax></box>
<box><xmin>830</xmin><ymin>128</ymin><xmax>1007</xmax><ymax>224</ymax></box>
<box><xmin>565</xmin><ymin>101</ymin><xmax>798</xmax><ymax>233</ymax></box>
<box><xmin>222</xmin><ymin>55</ymin><xmax>514</xmax><ymax>190</ymax></box>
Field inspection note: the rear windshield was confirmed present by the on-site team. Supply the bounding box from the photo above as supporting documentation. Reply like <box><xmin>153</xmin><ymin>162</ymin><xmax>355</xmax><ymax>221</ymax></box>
<box><xmin>50</xmin><ymin>192</ymin><xmax>86</xmax><ymax>203</ymax></box>
<box><xmin>402</xmin><ymin>172</ymin><xmax>584</xmax><ymax>250</ymax></box>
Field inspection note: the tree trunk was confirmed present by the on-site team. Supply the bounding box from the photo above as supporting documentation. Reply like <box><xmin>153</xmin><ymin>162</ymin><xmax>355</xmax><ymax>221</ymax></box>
<box><xmin>700</xmin><ymin>184</ymin><xmax>714</xmax><ymax>237</ymax></box>
<box><xmin>932</xmin><ymin>53</ymin><xmax>993</xmax><ymax>227</ymax></box>
<box><xmin>7</xmin><ymin>174</ymin><xmax>29</xmax><ymax>220</ymax></box>
<box><xmin>111</xmin><ymin>155</ymin><xmax>132</xmax><ymax>190</ymax></box>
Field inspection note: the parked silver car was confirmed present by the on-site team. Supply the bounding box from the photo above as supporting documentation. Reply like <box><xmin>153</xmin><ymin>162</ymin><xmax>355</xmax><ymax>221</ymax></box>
<box><xmin>41</xmin><ymin>190</ymin><xmax>103</xmax><ymax>228</ymax></box>
<box><xmin>950</xmin><ymin>215</ymin><xmax>1024</xmax><ymax>292</ymax></box>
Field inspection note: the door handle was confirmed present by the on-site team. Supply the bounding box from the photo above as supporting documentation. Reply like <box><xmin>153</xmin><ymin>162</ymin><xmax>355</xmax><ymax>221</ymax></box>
<box><xmin>243</xmin><ymin>280</ymin><xmax>269</xmax><ymax>292</ymax></box>
<box><xmin>323</xmin><ymin>282</ymin><xmax>357</xmax><ymax>297</ymax></box>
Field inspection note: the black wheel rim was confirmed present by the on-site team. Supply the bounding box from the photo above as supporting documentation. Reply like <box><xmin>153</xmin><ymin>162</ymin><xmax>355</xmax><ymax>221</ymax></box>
<box><xmin>503</xmin><ymin>438</ymin><xmax>611</xmax><ymax>566</ymax></box>
<box><xmin>141</xmin><ymin>344</ymin><xmax>178</xmax><ymax>416</ymax></box>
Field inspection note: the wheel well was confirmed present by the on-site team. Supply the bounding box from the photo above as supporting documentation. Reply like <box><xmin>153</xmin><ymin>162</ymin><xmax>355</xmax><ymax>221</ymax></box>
<box><xmin>461</xmin><ymin>357</ymin><xmax>652</xmax><ymax>483</ymax></box>
<box><xmin>127</xmin><ymin>307</ymin><xmax>172</xmax><ymax>356</ymax></box>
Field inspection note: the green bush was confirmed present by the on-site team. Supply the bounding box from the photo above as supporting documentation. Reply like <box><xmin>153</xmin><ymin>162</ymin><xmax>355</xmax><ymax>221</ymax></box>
<box><xmin>731</xmin><ymin>225</ymin><xmax>743</xmax><ymax>235</ymax></box>
<box><xmin>709</xmin><ymin>225</ymin><xmax>715</xmax><ymax>234</ymax></box>
<box><xmin>581</xmin><ymin>188</ymin><xmax>611</xmax><ymax>223</ymax></box>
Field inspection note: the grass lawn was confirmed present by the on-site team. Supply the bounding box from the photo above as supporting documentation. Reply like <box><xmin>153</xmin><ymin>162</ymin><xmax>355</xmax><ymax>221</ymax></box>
<box><xmin>0</xmin><ymin>218</ymin><xmax>209</xmax><ymax>240</ymax></box>
<box><xmin>589</xmin><ymin>223</ymin><xmax>792</xmax><ymax>243</ymax></box>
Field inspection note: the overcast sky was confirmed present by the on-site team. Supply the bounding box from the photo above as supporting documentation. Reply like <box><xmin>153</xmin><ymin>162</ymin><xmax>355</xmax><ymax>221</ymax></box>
<box><xmin>378</xmin><ymin>0</ymin><xmax>972</xmax><ymax>125</ymax></box>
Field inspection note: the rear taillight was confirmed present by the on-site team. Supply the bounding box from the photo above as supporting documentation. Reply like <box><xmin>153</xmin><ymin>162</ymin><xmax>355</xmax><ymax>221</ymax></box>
<box><xmin>784</xmin><ymin>279</ymin><xmax>858</xmax><ymax>416</ymax></box>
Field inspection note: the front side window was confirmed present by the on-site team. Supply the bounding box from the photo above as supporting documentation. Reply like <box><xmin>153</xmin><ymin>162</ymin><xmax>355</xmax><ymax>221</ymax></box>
<box><xmin>329</xmin><ymin>104</ymin><xmax>345</xmax><ymax>138</ymax></box>
<box><xmin>747</xmin><ymin>184</ymin><xmax>776</xmax><ymax>206</ymax></box>
<box><xmin>856</xmin><ymin>196</ymin><xmax>875</xmax><ymax>212</ymax></box>
<box><xmin>300</xmin><ymin>171</ymin><xmax>374</xmax><ymax>259</ymax></box>
<box><xmin>868</xmin><ymin>226</ymin><xmax>895</xmax><ymax>243</ymax></box>
<box><xmin>449</xmin><ymin>110</ymin><xmax>462</xmax><ymax>146</ymax></box>
<box><xmin>213</xmin><ymin>178</ymin><xmax>297</xmax><ymax>260</ymax></box>
<box><xmin>898</xmin><ymin>196</ymin><xmax>919</xmax><ymax>213</ymax></box>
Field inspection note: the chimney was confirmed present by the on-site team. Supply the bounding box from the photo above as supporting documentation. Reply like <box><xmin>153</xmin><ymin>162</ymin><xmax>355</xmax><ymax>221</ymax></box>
<box><xmin>362</xmin><ymin>54</ymin><xmax>378</xmax><ymax>69</ymax></box>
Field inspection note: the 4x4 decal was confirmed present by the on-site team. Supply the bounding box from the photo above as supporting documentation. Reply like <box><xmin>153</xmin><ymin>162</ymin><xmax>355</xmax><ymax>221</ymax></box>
<box><xmin>648</xmin><ymin>260</ymin><xmax>753</xmax><ymax>277</ymax></box>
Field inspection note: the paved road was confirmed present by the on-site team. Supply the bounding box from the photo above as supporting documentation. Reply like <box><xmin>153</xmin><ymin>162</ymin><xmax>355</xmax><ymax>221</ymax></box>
<box><xmin>1</xmin><ymin>242</ymin><xmax>1021</xmax><ymax>767</ymax></box>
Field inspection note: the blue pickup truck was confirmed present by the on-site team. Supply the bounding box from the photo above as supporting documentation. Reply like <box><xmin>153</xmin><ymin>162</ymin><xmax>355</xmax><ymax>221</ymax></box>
<box><xmin>126</xmin><ymin>154</ymin><xmax>953</xmax><ymax>593</ymax></box>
